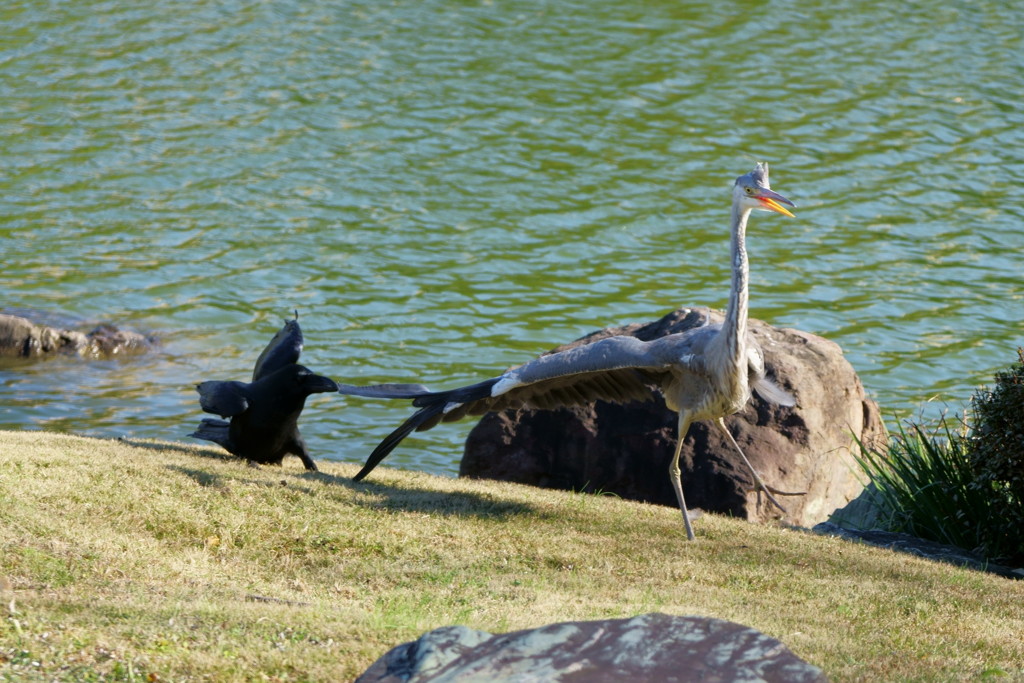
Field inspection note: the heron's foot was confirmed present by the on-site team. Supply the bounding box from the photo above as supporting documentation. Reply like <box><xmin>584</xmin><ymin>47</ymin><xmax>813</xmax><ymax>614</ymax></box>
<box><xmin>755</xmin><ymin>488</ymin><xmax>784</xmax><ymax>514</ymax></box>
<box><xmin>677</xmin><ymin>508</ymin><xmax>703</xmax><ymax>541</ymax></box>
<box><xmin>749</xmin><ymin>483</ymin><xmax>805</xmax><ymax>515</ymax></box>
<box><xmin>714</xmin><ymin>418</ymin><xmax>802</xmax><ymax>518</ymax></box>
<box><xmin>762</xmin><ymin>483</ymin><xmax>806</xmax><ymax>498</ymax></box>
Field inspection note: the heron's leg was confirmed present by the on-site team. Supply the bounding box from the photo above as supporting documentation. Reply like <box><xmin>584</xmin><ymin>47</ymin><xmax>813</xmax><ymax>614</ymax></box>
<box><xmin>714</xmin><ymin>417</ymin><xmax>803</xmax><ymax>515</ymax></box>
<box><xmin>670</xmin><ymin>413</ymin><xmax>697</xmax><ymax>541</ymax></box>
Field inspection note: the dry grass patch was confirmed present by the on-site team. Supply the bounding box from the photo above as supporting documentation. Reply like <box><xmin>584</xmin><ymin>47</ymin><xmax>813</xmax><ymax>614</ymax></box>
<box><xmin>0</xmin><ymin>430</ymin><xmax>1021</xmax><ymax>681</ymax></box>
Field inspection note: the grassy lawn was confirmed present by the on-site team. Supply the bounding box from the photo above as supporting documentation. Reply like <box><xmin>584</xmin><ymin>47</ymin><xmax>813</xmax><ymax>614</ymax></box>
<box><xmin>0</xmin><ymin>430</ymin><xmax>1021</xmax><ymax>681</ymax></box>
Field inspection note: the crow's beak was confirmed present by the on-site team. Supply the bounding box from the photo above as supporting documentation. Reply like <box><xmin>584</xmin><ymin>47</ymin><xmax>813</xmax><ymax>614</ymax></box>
<box><xmin>306</xmin><ymin>374</ymin><xmax>340</xmax><ymax>394</ymax></box>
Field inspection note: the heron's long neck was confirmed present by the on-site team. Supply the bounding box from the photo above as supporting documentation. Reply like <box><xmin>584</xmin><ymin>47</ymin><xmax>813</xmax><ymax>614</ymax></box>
<box><xmin>722</xmin><ymin>201</ymin><xmax>751</xmax><ymax>363</ymax></box>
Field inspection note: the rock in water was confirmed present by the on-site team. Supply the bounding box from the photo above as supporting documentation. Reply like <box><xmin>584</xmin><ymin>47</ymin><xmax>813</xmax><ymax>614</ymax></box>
<box><xmin>461</xmin><ymin>307</ymin><xmax>886</xmax><ymax>527</ymax></box>
<box><xmin>355</xmin><ymin>613</ymin><xmax>828</xmax><ymax>682</ymax></box>
<box><xmin>0</xmin><ymin>313</ymin><xmax>153</xmax><ymax>360</ymax></box>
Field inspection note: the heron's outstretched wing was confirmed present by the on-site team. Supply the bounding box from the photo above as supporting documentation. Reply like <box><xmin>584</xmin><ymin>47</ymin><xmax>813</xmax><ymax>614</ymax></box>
<box><xmin>343</xmin><ymin>333</ymin><xmax>702</xmax><ymax>481</ymax></box>
<box><xmin>252</xmin><ymin>319</ymin><xmax>303</xmax><ymax>381</ymax></box>
<box><xmin>335</xmin><ymin>383</ymin><xmax>432</xmax><ymax>399</ymax></box>
<box><xmin>196</xmin><ymin>380</ymin><xmax>250</xmax><ymax>418</ymax></box>
<box><xmin>478</xmin><ymin>334</ymin><xmax>691</xmax><ymax>412</ymax></box>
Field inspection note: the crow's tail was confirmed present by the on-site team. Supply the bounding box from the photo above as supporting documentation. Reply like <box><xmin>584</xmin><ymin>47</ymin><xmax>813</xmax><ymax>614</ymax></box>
<box><xmin>188</xmin><ymin>418</ymin><xmax>232</xmax><ymax>450</ymax></box>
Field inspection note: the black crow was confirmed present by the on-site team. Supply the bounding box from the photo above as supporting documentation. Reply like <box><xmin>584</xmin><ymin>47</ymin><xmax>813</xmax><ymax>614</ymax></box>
<box><xmin>189</xmin><ymin>318</ymin><xmax>338</xmax><ymax>471</ymax></box>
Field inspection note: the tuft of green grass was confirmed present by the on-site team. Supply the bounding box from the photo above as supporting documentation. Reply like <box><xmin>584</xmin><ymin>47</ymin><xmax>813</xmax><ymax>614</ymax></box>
<box><xmin>854</xmin><ymin>421</ymin><xmax>991</xmax><ymax>550</ymax></box>
<box><xmin>855</xmin><ymin>416</ymin><xmax>1023</xmax><ymax>565</ymax></box>
<box><xmin>0</xmin><ymin>430</ymin><xmax>1022</xmax><ymax>681</ymax></box>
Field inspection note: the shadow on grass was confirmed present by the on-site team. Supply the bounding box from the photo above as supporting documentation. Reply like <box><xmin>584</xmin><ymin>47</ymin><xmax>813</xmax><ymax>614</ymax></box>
<box><xmin>162</xmin><ymin>462</ymin><xmax>539</xmax><ymax>521</ymax></box>
<box><xmin>346</xmin><ymin>478</ymin><xmax>541</xmax><ymax>520</ymax></box>
<box><xmin>118</xmin><ymin>436</ymin><xmax>233</xmax><ymax>462</ymax></box>
<box><xmin>119</xmin><ymin>436</ymin><xmax>540</xmax><ymax>520</ymax></box>
<box><xmin>168</xmin><ymin>465</ymin><xmax>229</xmax><ymax>488</ymax></box>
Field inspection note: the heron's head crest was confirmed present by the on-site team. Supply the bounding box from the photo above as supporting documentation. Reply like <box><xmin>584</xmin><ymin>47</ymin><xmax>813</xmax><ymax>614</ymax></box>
<box><xmin>751</xmin><ymin>162</ymin><xmax>770</xmax><ymax>186</ymax></box>
<box><xmin>736</xmin><ymin>162</ymin><xmax>771</xmax><ymax>189</ymax></box>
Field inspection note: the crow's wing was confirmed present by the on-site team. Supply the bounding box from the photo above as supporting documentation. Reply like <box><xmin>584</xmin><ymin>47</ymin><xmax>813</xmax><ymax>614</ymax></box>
<box><xmin>252</xmin><ymin>319</ymin><xmax>303</xmax><ymax>381</ymax></box>
<box><xmin>196</xmin><ymin>380</ymin><xmax>250</xmax><ymax>417</ymax></box>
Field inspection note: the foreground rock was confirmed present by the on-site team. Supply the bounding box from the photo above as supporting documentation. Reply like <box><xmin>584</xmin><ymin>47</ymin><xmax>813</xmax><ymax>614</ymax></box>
<box><xmin>356</xmin><ymin>613</ymin><xmax>827</xmax><ymax>682</ymax></box>
<box><xmin>461</xmin><ymin>307</ymin><xmax>886</xmax><ymax>527</ymax></box>
<box><xmin>0</xmin><ymin>313</ymin><xmax>153</xmax><ymax>360</ymax></box>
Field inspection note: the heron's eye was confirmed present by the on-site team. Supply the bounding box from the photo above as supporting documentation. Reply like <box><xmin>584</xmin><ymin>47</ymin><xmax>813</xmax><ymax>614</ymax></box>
<box><xmin>744</xmin><ymin>187</ymin><xmax>753</xmax><ymax>195</ymax></box>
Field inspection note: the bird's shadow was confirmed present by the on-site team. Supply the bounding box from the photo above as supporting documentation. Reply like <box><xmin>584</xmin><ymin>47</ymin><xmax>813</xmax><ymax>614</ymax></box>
<box><xmin>119</xmin><ymin>436</ymin><xmax>233</xmax><ymax>462</ymax></box>
<box><xmin>161</xmin><ymin>461</ymin><xmax>538</xmax><ymax>521</ymax></box>
<box><xmin>120</xmin><ymin>437</ymin><xmax>539</xmax><ymax>520</ymax></box>
<box><xmin>339</xmin><ymin>474</ymin><xmax>542</xmax><ymax>520</ymax></box>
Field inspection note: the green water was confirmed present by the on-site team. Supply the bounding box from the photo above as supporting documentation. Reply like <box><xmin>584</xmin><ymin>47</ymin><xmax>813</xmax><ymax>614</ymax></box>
<box><xmin>1</xmin><ymin>1</ymin><xmax>1021</xmax><ymax>475</ymax></box>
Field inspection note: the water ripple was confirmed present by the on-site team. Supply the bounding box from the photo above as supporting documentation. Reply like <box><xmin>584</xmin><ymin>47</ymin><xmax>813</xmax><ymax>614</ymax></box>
<box><xmin>1</xmin><ymin>0</ymin><xmax>1021</xmax><ymax>474</ymax></box>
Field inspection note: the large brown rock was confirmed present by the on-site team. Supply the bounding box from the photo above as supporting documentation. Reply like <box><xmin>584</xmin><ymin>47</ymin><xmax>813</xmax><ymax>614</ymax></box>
<box><xmin>356</xmin><ymin>613</ymin><xmax>828</xmax><ymax>682</ymax></box>
<box><xmin>0</xmin><ymin>313</ymin><xmax>153</xmax><ymax>360</ymax></box>
<box><xmin>460</xmin><ymin>307</ymin><xmax>886</xmax><ymax>527</ymax></box>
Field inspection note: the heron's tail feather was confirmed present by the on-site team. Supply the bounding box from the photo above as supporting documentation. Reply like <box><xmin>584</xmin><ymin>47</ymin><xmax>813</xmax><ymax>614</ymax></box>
<box><xmin>753</xmin><ymin>377</ymin><xmax>796</xmax><ymax>407</ymax></box>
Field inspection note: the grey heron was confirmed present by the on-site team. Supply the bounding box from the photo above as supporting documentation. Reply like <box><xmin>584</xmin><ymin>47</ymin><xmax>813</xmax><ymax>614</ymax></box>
<box><xmin>338</xmin><ymin>163</ymin><xmax>797</xmax><ymax>540</ymax></box>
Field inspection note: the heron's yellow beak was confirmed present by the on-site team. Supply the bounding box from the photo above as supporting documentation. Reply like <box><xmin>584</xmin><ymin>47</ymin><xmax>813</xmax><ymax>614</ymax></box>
<box><xmin>755</xmin><ymin>188</ymin><xmax>796</xmax><ymax>218</ymax></box>
<box><xmin>759</xmin><ymin>196</ymin><xmax>795</xmax><ymax>218</ymax></box>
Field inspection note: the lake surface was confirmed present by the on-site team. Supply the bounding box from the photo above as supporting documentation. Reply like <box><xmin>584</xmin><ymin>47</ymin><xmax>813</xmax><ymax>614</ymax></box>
<box><xmin>1</xmin><ymin>0</ymin><xmax>1021</xmax><ymax>476</ymax></box>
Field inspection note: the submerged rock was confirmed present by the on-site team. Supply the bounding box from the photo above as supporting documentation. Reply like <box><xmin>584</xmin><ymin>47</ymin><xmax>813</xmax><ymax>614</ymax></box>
<box><xmin>355</xmin><ymin>613</ymin><xmax>828</xmax><ymax>682</ymax></box>
<box><xmin>0</xmin><ymin>313</ymin><xmax>154</xmax><ymax>360</ymax></box>
<box><xmin>460</xmin><ymin>307</ymin><xmax>886</xmax><ymax>528</ymax></box>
